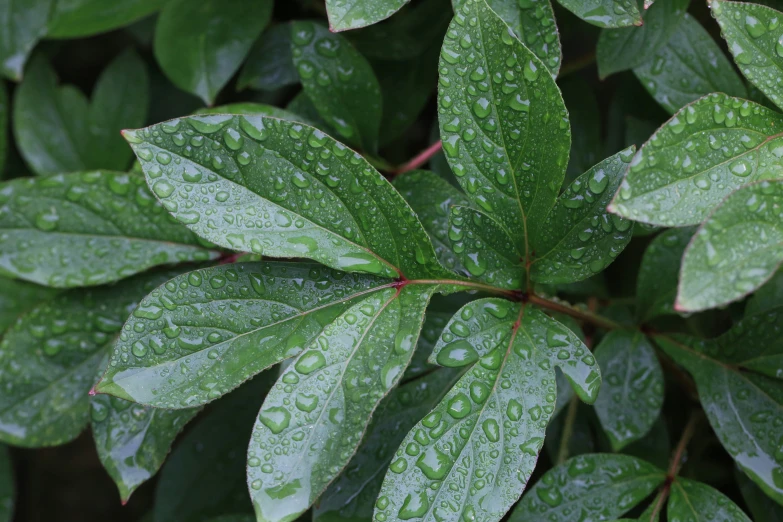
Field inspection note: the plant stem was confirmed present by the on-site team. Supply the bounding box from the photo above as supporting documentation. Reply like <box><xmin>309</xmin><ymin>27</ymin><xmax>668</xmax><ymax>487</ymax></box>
<box><xmin>528</xmin><ymin>294</ymin><xmax>624</xmax><ymax>330</ymax></box>
<box><xmin>391</xmin><ymin>141</ymin><xmax>443</xmax><ymax>176</ymax></box>
<box><xmin>556</xmin><ymin>395</ymin><xmax>579</xmax><ymax>465</ymax></box>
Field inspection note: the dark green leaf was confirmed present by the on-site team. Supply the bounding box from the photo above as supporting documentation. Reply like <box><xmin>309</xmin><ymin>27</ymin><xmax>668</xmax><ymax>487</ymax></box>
<box><xmin>545</xmin><ymin>400</ymin><xmax>596</xmax><ymax>462</ymax></box>
<box><xmin>0</xmin><ymin>171</ymin><xmax>216</xmax><ymax>288</ymax></box>
<box><xmin>0</xmin><ymin>0</ymin><xmax>51</xmax><ymax>81</ymax></box>
<box><xmin>560</xmin><ymin>76</ymin><xmax>602</xmax><ymax>185</ymax></box>
<box><xmin>634</xmin><ymin>14</ymin><xmax>747</xmax><ymax>115</ymax></box>
<box><xmin>247</xmin><ymin>284</ymin><xmax>438</xmax><ymax>522</ymax></box>
<box><xmin>13</xmin><ymin>51</ymin><xmax>149</xmax><ymax>175</ymax></box>
<box><xmin>636</xmin><ymin>227</ymin><xmax>695</xmax><ymax>322</ymax></box>
<box><xmin>153</xmin><ymin>373</ymin><xmax>275</xmax><ymax>522</ymax></box>
<box><xmin>737</xmin><ymin>469</ymin><xmax>783</xmax><ymax>522</ymax></box>
<box><xmin>285</xmin><ymin>92</ymin><xmax>335</xmax><ymax>135</ymax></box>
<box><xmin>439</xmin><ymin>0</ymin><xmax>571</xmax><ymax>261</ymax></box>
<box><xmin>291</xmin><ymin>21</ymin><xmax>382</xmax><ymax>152</ymax></box>
<box><xmin>313</xmin><ymin>369</ymin><xmax>460</xmax><ymax>522</ymax></box>
<box><xmin>557</xmin><ymin>0</ymin><xmax>641</xmax><ymax>28</ymax></box>
<box><xmin>194</xmin><ymin>103</ymin><xmax>315</xmax><ymax>126</ymax></box>
<box><xmin>125</xmin><ymin>115</ymin><xmax>447</xmax><ymax>280</ymax></box>
<box><xmin>623</xmin><ymin>417</ymin><xmax>670</xmax><ymax>470</ymax></box>
<box><xmin>203</xmin><ymin>517</ymin><xmax>255</xmax><ymax>522</ymax></box>
<box><xmin>0</xmin><ymin>445</ymin><xmax>11</xmax><ymax>522</ymax></box>
<box><xmin>668</xmin><ymin>478</ymin><xmax>752</xmax><ymax>522</ymax></box>
<box><xmin>374</xmin><ymin>299</ymin><xmax>600</xmax><ymax>522</ymax></box>
<box><xmin>712</xmin><ymin>0</ymin><xmax>783</xmax><ymax>112</ymax></box>
<box><xmin>746</xmin><ymin>270</ymin><xmax>783</xmax><ymax>316</ymax></box>
<box><xmin>47</xmin><ymin>0</ymin><xmax>165</xmax><ymax>38</ymax></box>
<box><xmin>593</xmin><ymin>330</ymin><xmax>664</xmax><ymax>450</ymax></box>
<box><xmin>404</xmin><ymin>295</ymin><xmax>470</xmax><ymax>380</ymax></box>
<box><xmin>509</xmin><ymin>454</ymin><xmax>666</xmax><ymax>521</ymax></box>
<box><xmin>0</xmin><ymin>83</ymin><xmax>6</xmax><ymax>177</ymax></box>
<box><xmin>238</xmin><ymin>25</ymin><xmax>299</xmax><ymax>92</ymax></box>
<box><xmin>609</xmin><ymin>94</ymin><xmax>783</xmax><ymax>227</ymax></box>
<box><xmin>0</xmin><ymin>270</ymin><xmax>180</xmax><ymax>447</ymax></box>
<box><xmin>327</xmin><ymin>0</ymin><xmax>410</xmax><ymax>32</ymax></box>
<box><xmin>531</xmin><ymin>147</ymin><xmax>635</xmax><ymax>284</ymax></box>
<box><xmin>154</xmin><ymin>0</ymin><xmax>272</xmax><ymax>104</ymax></box>
<box><xmin>597</xmin><ymin>0</ymin><xmax>690</xmax><ymax>79</ymax></box>
<box><xmin>0</xmin><ymin>278</ymin><xmax>57</xmax><ymax>332</ymax></box>
<box><xmin>678</xmin><ymin>180</ymin><xmax>783</xmax><ymax>312</ymax></box>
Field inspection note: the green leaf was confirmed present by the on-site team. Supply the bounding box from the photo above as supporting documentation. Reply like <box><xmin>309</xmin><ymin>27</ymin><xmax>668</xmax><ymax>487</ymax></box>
<box><xmin>91</xmin><ymin>355</ymin><xmax>199</xmax><ymax>502</ymax></box>
<box><xmin>313</xmin><ymin>369</ymin><xmax>460</xmax><ymax>522</ymax></box>
<box><xmin>556</xmin><ymin>0</ymin><xmax>641</xmax><ymax>28</ymax></box>
<box><xmin>153</xmin><ymin>373</ymin><xmax>275</xmax><ymax>522</ymax></box>
<box><xmin>596</xmin><ymin>0</ymin><xmax>690</xmax><ymax>79</ymax></box>
<box><xmin>560</xmin><ymin>76</ymin><xmax>602</xmax><ymax>185</ymax></box>
<box><xmin>509</xmin><ymin>454</ymin><xmax>666</xmax><ymax>521</ymax></box>
<box><xmin>238</xmin><ymin>25</ymin><xmax>299</xmax><ymax>92</ymax></box>
<box><xmin>439</xmin><ymin>0</ymin><xmax>571</xmax><ymax>261</ymax></box>
<box><xmin>531</xmin><ymin>147</ymin><xmax>635</xmax><ymax>284</ymax></box>
<box><xmin>677</xmin><ymin>180</ymin><xmax>783</xmax><ymax>312</ymax></box>
<box><xmin>124</xmin><ymin>115</ymin><xmax>447</xmax><ymax>280</ymax></box>
<box><xmin>154</xmin><ymin>0</ymin><xmax>272</xmax><ymax>104</ymax></box>
<box><xmin>374</xmin><ymin>299</ymin><xmax>600</xmax><ymax>522</ymax></box>
<box><xmin>0</xmin><ymin>83</ymin><xmax>6</xmax><ymax>177</ymax></box>
<box><xmin>291</xmin><ymin>21</ymin><xmax>382</xmax><ymax>152</ymax></box>
<box><xmin>194</xmin><ymin>103</ymin><xmax>315</xmax><ymax>126</ymax></box>
<box><xmin>327</xmin><ymin>0</ymin><xmax>410</xmax><ymax>32</ymax></box>
<box><xmin>0</xmin><ymin>0</ymin><xmax>51</xmax><ymax>81</ymax></box>
<box><xmin>746</xmin><ymin>269</ymin><xmax>783</xmax><ymax>316</ymax></box>
<box><xmin>623</xmin><ymin>416</ymin><xmax>670</xmax><ymax>470</ymax></box>
<box><xmin>285</xmin><ymin>92</ymin><xmax>335</xmax><ymax>135</ymax></box>
<box><xmin>636</xmin><ymin>227</ymin><xmax>695</xmax><ymax>322</ymax></box>
<box><xmin>0</xmin><ymin>171</ymin><xmax>216</xmax><ymax>288</ymax></box>
<box><xmin>668</xmin><ymin>478</ymin><xmax>752</xmax><ymax>522</ymax></box>
<box><xmin>633</xmin><ymin>14</ymin><xmax>747</xmax><ymax>115</ymax></box>
<box><xmin>593</xmin><ymin>331</ymin><xmax>664</xmax><ymax>450</ymax></box>
<box><xmin>0</xmin><ymin>270</ymin><xmax>181</xmax><ymax>447</ymax></box>
<box><xmin>737</xmin><ymin>469</ymin><xmax>783</xmax><ymax>522</ymax></box>
<box><xmin>248</xmin><ymin>284</ymin><xmax>438</xmax><ymax>522</ymax></box>
<box><xmin>47</xmin><ymin>0</ymin><xmax>165</xmax><ymax>38</ymax></box>
<box><xmin>404</xmin><ymin>295</ymin><xmax>470</xmax><ymax>380</ymax></box>
<box><xmin>0</xmin><ymin>445</ymin><xmax>12</xmax><ymax>522</ymax></box>
<box><xmin>609</xmin><ymin>94</ymin><xmax>783</xmax><ymax>227</ymax></box>
<box><xmin>0</xmin><ymin>278</ymin><xmax>57</xmax><ymax>332</ymax></box>
<box><xmin>711</xmin><ymin>0</ymin><xmax>783</xmax><ymax>112</ymax></box>
<box><xmin>13</xmin><ymin>51</ymin><xmax>149</xmax><ymax>175</ymax></box>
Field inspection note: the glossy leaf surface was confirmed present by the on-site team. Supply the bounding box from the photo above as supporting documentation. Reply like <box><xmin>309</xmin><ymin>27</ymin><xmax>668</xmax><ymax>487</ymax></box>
<box><xmin>154</xmin><ymin>0</ymin><xmax>272</xmax><ymax>104</ymax></box>
<box><xmin>636</xmin><ymin>227</ymin><xmax>694</xmax><ymax>321</ymax></box>
<box><xmin>238</xmin><ymin>25</ymin><xmax>299</xmax><ymax>92</ymax></box>
<box><xmin>0</xmin><ymin>278</ymin><xmax>57</xmax><ymax>332</ymax></box>
<box><xmin>0</xmin><ymin>0</ymin><xmax>51</xmax><ymax>80</ymax></box>
<box><xmin>439</xmin><ymin>0</ymin><xmax>570</xmax><ymax>260</ymax></box>
<box><xmin>0</xmin><ymin>445</ymin><xmax>11</xmax><ymax>522</ymax></box>
<box><xmin>125</xmin><ymin>115</ymin><xmax>446</xmax><ymax>280</ymax></box>
<box><xmin>678</xmin><ymin>180</ymin><xmax>783</xmax><ymax>312</ymax></box>
<box><xmin>509</xmin><ymin>454</ymin><xmax>665</xmax><ymax>521</ymax></box>
<box><xmin>0</xmin><ymin>171</ymin><xmax>215</xmax><ymax>288</ymax></box>
<box><xmin>668</xmin><ymin>478</ymin><xmax>752</xmax><ymax>522</ymax></box>
<box><xmin>557</xmin><ymin>0</ymin><xmax>641</xmax><ymax>28</ymax></box>
<box><xmin>374</xmin><ymin>299</ymin><xmax>600</xmax><ymax>522</ymax></box>
<box><xmin>609</xmin><ymin>94</ymin><xmax>783</xmax><ymax>227</ymax></box>
<box><xmin>291</xmin><ymin>22</ymin><xmax>382</xmax><ymax>152</ymax></box>
<box><xmin>531</xmin><ymin>147</ymin><xmax>634</xmax><ymax>284</ymax></box>
<box><xmin>593</xmin><ymin>331</ymin><xmax>664</xmax><ymax>450</ymax></box>
<box><xmin>327</xmin><ymin>0</ymin><xmax>409</xmax><ymax>32</ymax></box>
<box><xmin>634</xmin><ymin>14</ymin><xmax>747</xmax><ymax>115</ymax></box>
<box><xmin>47</xmin><ymin>0</ymin><xmax>164</xmax><ymax>38</ymax></box>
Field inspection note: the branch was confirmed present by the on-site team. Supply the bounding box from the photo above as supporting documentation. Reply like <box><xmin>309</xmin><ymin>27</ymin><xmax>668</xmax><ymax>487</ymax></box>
<box><xmin>528</xmin><ymin>293</ymin><xmax>624</xmax><ymax>331</ymax></box>
<box><xmin>391</xmin><ymin>141</ymin><xmax>443</xmax><ymax>176</ymax></box>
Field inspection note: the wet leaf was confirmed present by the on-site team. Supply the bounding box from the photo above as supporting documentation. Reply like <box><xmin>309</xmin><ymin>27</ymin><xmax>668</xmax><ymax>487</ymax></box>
<box><xmin>0</xmin><ymin>0</ymin><xmax>51</xmax><ymax>81</ymax></box>
<box><xmin>636</xmin><ymin>227</ymin><xmax>695</xmax><ymax>322</ymax></box>
<box><xmin>291</xmin><ymin>21</ymin><xmax>382</xmax><ymax>152</ymax></box>
<box><xmin>737</xmin><ymin>469</ymin><xmax>783</xmax><ymax>522</ymax></box>
<box><xmin>609</xmin><ymin>93</ymin><xmax>783</xmax><ymax>227</ymax></box>
<box><xmin>593</xmin><ymin>331</ymin><xmax>664</xmax><ymax>450</ymax></box>
<box><xmin>194</xmin><ymin>103</ymin><xmax>316</xmax><ymax>126</ymax></box>
<box><xmin>439</xmin><ymin>0</ymin><xmax>570</xmax><ymax>262</ymax></box>
<box><xmin>0</xmin><ymin>83</ymin><xmax>6</xmax><ymax>177</ymax></box>
<box><xmin>374</xmin><ymin>299</ymin><xmax>601</xmax><ymax>522</ymax></box>
<box><xmin>154</xmin><ymin>0</ymin><xmax>272</xmax><ymax>104</ymax></box>
<box><xmin>0</xmin><ymin>445</ymin><xmax>11</xmax><ymax>522</ymax></box>
<box><xmin>531</xmin><ymin>147</ymin><xmax>635</xmax><ymax>284</ymax></box>
<box><xmin>47</xmin><ymin>0</ymin><xmax>164</xmax><ymax>38</ymax></box>
<box><xmin>125</xmin><ymin>115</ymin><xmax>447</xmax><ymax>280</ymax></box>
<box><xmin>238</xmin><ymin>24</ymin><xmax>299</xmax><ymax>92</ymax></box>
<box><xmin>509</xmin><ymin>454</ymin><xmax>666</xmax><ymax>521</ymax></box>
<box><xmin>678</xmin><ymin>180</ymin><xmax>783</xmax><ymax>312</ymax></box>
<box><xmin>327</xmin><ymin>0</ymin><xmax>410</xmax><ymax>32</ymax></box>
<box><xmin>746</xmin><ymin>270</ymin><xmax>783</xmax><ymax>316</ymax></box>
<box><xmin>0</xmin><ymin>171</ymin><xmax>216</xmax><ymax>288</ymax></box>
<box><xmin>557</xmin><ymin>0</ymin><xmax>641</xmax><ymax>28</ymax></box>
<box><xmin>668</xmin><ymin>478</ymin><xmax>752</xmax><ymax>522</ymax></box>
<box><xmin>623</xmin><ymin>417</ymin><xmax>670</xmax><ymax>470</ymax></box>
<box><xmin>0</xmin><ymin>278</ymin><xmax>57</xmax><ymax>332</ymax></box>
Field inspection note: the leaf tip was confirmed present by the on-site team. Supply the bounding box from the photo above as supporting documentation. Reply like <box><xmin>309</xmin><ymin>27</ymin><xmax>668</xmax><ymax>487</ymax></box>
<box><xmin>121</xmin><ymin>128</ymin><xmax>143</xmax><ymax>145</ymax></box>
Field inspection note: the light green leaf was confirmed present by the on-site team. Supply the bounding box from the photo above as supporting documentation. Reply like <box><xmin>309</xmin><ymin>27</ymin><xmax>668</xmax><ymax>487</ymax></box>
<box><xmin>125</xmin><ymin>115</ymin><xmax>447</xmax><ymax>280</ymax></box>
<box><xmin>47</xmin><ymin>0</ymin><xmax>165</xmax><ymax>38</ymax></box>
<box><xmin>0</xmin><ymin>445</ymin><xmax>11</xmax><ymax>522</ymax></box>
<box><xmin>711</xmin><ymin>0</ymin><xmax>783</xmax><ymax>112</ymax></box>
<box><xmin>509</xmin><ymin>454</ymin><xmax>666</xmax><ymax>521</ymax></box>
<box><xmin>609</xmin><ymin>93</ymin><xmax>783</xmax><ymax>227</ymax></box>
<box><xmin>327</xmin><ymin>0</ymin><xmax>409</xmax><ymax>32</ymax></box>
<box><xmin>531</xmin><ymin>147</ymin><xmax>635</xmax><ymax>284</ymax></box>
<box><xmin>439</xmin><ymin>0</ymin><xmax>571</xmax><ymax>261</ymax></box>
<box><xmin>374</xmin><ymin>299</ymin><xmax>600</xmax><ymax>522</ymax></box>
<box><xmin>593</xmin><ymin>331</ymin><xmax>664</xmax><ymax>450</ymax></box>
<box><xmin>677</xmin><ymin>180</ymin><xmax>783</xmax><ymax>312</ymax></box>
<box><xmin>634</xmin><ymin>14</ymin><xmax>747</xmax><ymax>115</ymax></box>
<box><xmin>154</xmin><ymin>0</ymin><xmax>272</xmax><ymax>104</ymax></box>
<box><xmin>153</xmin><ymin>373</ymin><xmax>275</xmax><ymax>522</ymax></box>
<box><xmin>0</xmin><ymin>171</ymin><xmax>216</xmax><ymax>288</ymax></box>
<box><xmin>0</xmin><ymin>0</ymin><xmax>52</xmax><ymax>81</ymax></box>
<box><xmin>404</xmin><ymin>295</ymin><xmax>470</xmax><ymax>380</ymax></box>
<box><xmin>238</xmin><ymin>25</ymin><xmax>299</xmax><ymax>92</ymax></box>
<box><xmin>597</xmin><ymin>0</ymin><xmax>690</xmax><ymax>79</ymax></box>
<box><xmin>0</xmin><ymin>278</ymin><xmax>57</xmax><ymax>332</ymax></box>
<box><xmin>668</xmin><ymin>478</ymin><xmax>752</xmax><ymax>522</ymax></box>
<box><xmin>557</xmin><ymin>0</ymin><xmax>641</xmax><ymax>28</ymax></box>
<box><xmin>636</xmin><ymin>227</ymin><xmax>695</xmax><ymax>322</ymax></box>
<box><xmin>0</xmin><ymin>270</ymin><xmax>181</xmax><ymax>447</ymax></box>
<box><xmin>746</xmin><ymin>270</ymin><xmax>783</xmax><ymax>316</ymax></box>
<box><xmin>313</xmin><ymin>369</ymin><xmax>460</xmax><ymax>522</ymax></box>
<box><xmin>737</xmin><ymin>469</ymin><xmax>783</xmax><ymax>522</ymax></box>
<box><xmin>13</xmin><ymin>51</ymin><xmax>149</xmax><ymax>175</ymax></box>
<box><xmin>248</xmin><ymin>284</ymin><xmax>438</xmax><ymax>522</ymax></box>
<box><xmin>291</xmin><ymin>21</ymin><xmax>382</xmax><ymax>152</ymax></box>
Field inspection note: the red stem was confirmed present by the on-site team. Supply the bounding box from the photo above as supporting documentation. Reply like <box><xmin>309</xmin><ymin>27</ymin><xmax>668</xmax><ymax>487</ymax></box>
<box><xmin>391</xmin><ymin>141</ymin><xmax>443</xmax><ymax>176</ymax></box>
